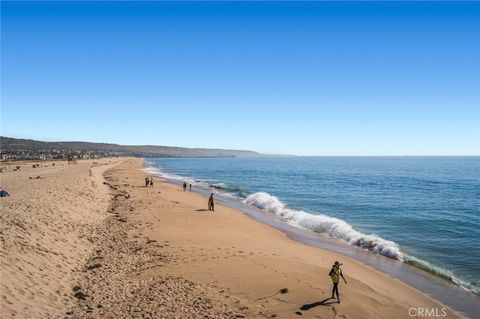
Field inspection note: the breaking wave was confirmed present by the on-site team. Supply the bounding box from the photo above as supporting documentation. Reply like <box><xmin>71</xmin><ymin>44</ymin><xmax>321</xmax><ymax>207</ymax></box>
<box><xmin>244</xmin><ymin>192</ymin><xmax>403</xmax><ymax>259</ymax></box>
<box><xmin>242</xmin><ymin>192</ymin><xmax>480</xmax><ymax>294</ymax></box>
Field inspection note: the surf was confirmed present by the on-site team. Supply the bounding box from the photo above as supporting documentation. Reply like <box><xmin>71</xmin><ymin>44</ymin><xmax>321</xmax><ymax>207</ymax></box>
<box><xmin>244</xmin><ymin>192</ymin><xmax>403</xmax><ymax>260</ymax></box>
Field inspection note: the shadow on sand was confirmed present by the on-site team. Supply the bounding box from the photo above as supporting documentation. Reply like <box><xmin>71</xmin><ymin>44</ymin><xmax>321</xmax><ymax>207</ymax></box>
<box><xmin>300</xmin><ymin>298</ymin><xmax>338</xmax><ymax>311</ymax></box>
<box><xmin>196</xmin><ymin>209</ymin><xmax>208</xmax><ymax>212</ymax></box>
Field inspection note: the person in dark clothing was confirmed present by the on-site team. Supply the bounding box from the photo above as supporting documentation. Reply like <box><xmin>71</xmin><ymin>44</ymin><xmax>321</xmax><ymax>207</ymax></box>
<box><xmin>145</xmin><ymin>177</ymin><xmax>149</xmax><ymax>187</ymax></box>
<box><xmin>329</xmin><ymin>261</ymin><xmax>347</xmax><ymax>303</ymax></box>
<box><xmin>189</xmin><ymin>183</ymin><xmax>192</xmax><ymax>192</ymax></box>
<box><xmin>149</xmin><ymin>177</ymin><xmax>154</xmax><ymax>187</ymax></box>
<box><xmin>183</xmin><ymin>182</ymin><xmax>187</xmax><ymax>192</ymax></box>
<box><xmin>208</xmin><ymin>193</ymin><xmax>215</xmax><ymax>211</ymax></box>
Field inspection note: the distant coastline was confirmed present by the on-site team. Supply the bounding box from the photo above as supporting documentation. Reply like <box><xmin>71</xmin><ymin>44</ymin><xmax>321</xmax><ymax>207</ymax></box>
<box><xmin>0</xmin><ymin>136</ymin><xmax>269</xmax><ymax>161</ymax></box>
<box><xmin>2</xmin><ymin>136</ymin><xmax>476</xmax><ymax>161</ymax></box>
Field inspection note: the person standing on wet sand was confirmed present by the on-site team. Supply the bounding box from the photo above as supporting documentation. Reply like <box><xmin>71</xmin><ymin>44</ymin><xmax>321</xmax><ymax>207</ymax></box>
<box><xmin>149</xmin><ymin>177</ymin><xmax>154</xmax><ymax>187</ymax></box>
<box><xmin>189</xmin><ymin>183</ymin><xmax>192</xmax><ymax>192</ymax></box>
<box><xmin>183</xmin><ymin>181</ymin><xmax>187</xmax><ymax>192</ymax></box>
<box><xmin>208</xmin><ymin>193</ymin><xmax>215</xmax><ymax>211</ymax></box>
<box><xmin>329</xmin><ymin>261</ymin><xmax>347</xmax><ymax>303</ymax></box>
<box><xmin>145</xmin><ymin>177</ymin><xmax>149</xmax><ymax>187</ymax></box>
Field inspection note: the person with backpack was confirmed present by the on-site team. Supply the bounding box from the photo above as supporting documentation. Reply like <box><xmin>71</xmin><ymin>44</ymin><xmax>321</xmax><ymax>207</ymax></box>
<box><xmin>329</xmin><ymin>261</ymin><xmax>347</xmax><ymax>303</ymax></box>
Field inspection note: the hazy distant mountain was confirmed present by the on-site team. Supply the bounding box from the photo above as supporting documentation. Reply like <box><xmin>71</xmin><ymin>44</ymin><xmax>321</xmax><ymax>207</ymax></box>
<box><xmin>0</xmin><ymin>136</ymin><xmax>263</xmax><ymax>159</ymax></box>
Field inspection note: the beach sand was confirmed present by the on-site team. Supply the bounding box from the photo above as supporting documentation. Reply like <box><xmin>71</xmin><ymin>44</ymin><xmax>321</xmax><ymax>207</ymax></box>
<box><xmin>0</xmin><ymin>158</ymin><xmax>123</xmax><ymax>318</ymax></box>
<box><xmin>0</xmin><ymin>158</ymin><xmax>461</xmax><ymax>318</ymax></box>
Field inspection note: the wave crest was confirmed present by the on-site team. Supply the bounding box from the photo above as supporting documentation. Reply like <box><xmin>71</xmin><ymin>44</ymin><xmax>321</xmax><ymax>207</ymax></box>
<box><xmin>243</xmin><ymin>192</ymin><xmax>403</xmax><ymax>260</ymax></box>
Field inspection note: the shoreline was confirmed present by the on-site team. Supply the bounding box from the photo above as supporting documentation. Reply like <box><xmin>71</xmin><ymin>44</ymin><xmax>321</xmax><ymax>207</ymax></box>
<box><xmin>1</xmin><ymin>157</ymin><xmax>476</xmax><ymax>318</ymax></box>
<box><xmin>141</xmin><ymin>156</ymin><xmax>478</xmax><ymax>294</ymax></box>
<box><xmin>143</xmin><ymin>159</ymin><xmax>480</xmax><ymax>318</ymax></box>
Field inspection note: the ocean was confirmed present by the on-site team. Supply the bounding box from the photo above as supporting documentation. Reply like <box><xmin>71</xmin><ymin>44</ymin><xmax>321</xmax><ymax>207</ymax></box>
<box><xmin>144</xmin><ymin>156</ymin><xmax>479</xmax><ymax>295</ymax></box>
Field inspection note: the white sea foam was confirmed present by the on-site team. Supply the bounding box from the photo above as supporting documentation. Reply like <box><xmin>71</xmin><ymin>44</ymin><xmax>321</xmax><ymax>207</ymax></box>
<box><xmin>143</xmin><ymin>164</ymin><xmax>226</xmax><ymax>191</ymax></box>
<box><xmin>243</xmin><ymin>192</ymin><xmax>403</xmax><ymax>260</ymax></box>
<box><xmin>210</xmin><ymin>183</ymin><xmax>227</xmax><ymax>189</ymax></box>
<box><xmin>142</xmin><ymin>166</ymin><xmax>185</xmax><ymax>182</ymax></box>
<box><xmin>403</xmin><ymin>255</ymin><xmax>479</xmax><ymax>294</ymax></box>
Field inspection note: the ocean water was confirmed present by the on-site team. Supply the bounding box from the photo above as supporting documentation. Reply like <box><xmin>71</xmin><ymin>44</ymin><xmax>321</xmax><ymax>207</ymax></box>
<box><xmin>144</xmin><ymin>156</ymin><xmax>480</xmax><ymax>295</ymax></box>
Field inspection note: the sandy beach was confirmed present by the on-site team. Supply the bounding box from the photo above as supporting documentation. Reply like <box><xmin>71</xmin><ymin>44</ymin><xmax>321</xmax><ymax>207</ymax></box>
<box><xmin>0</xmin><ymin>157</ymin><xmax>462</xmax><ymax>318</ymax></box>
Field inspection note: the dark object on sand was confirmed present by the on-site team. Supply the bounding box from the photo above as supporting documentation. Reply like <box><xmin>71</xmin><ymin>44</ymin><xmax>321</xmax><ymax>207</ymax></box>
<box><xmin>0</xmin><ymin>188</ymin><xmax>10</xmax><ymax>197</ymax></box>
<box><xmin>67</xmin><ymin>155</ymin><xmax>77</xmax><ymax>164</ymax></box>
<box><xmin>86</xmin><ymin>263</ymin><xmax>102</xmax><ymax>270</ymax></box>
<box><xmin>103</xmin><ymin>181</ymin><xmax>116</xmax><ymax>189</ymax></box>
<box><xmin>73</xmin><ymin>290</ymin><xmax>87</xmax><ymax>300</ymax></box>
<box><xmin>255</xmin><ymin>288</ymin><xmax>289</xmax><ymax>301</ymax></box>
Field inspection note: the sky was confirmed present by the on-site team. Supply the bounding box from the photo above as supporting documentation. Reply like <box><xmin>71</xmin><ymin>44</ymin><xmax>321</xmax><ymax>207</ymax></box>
<box><xmin>1</xmin><ymin>1</ymin><xmax>479</xmax><ymax>156</ymax></box>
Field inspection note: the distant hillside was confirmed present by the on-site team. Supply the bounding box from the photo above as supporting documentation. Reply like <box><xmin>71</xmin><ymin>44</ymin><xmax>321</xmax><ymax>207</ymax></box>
<box><xmin>0</xmin><ymin>136</ymin><xmax>262</xmax><ymax>159</ymax></box>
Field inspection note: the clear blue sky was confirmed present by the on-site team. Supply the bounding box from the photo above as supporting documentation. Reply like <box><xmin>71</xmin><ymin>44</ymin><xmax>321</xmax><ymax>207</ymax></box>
<box><xmin>2</xmin><ymin>1</ymin><xmax>479</xmax><ymax>155</ymax></box>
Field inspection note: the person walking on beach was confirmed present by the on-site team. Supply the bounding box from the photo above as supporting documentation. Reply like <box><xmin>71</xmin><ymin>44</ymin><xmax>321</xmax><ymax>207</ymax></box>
<box><xmin>329</xmin><ymin>261</ymin><xmax>347</xmax><ymax>303</ymax></box>
<box><xmin>183</xmin><ymin>181</ymin><xmax>187</xmax><ymax>192</ymax></box>
<box><xmin>189</xmin><ymin>183</ymin><xmax>192</xmax><ymax>192</ymax></box>
<box><xmin>149</xmin><ymin>177</ymin><xmax>154</xmax><ymax>188</ymax></box>
<box><xmin>145</xmin><ymin>177</ymin><xmax>149</xmax><ymax>187</ymax></box>
<box><xmin>208</xmin><ymin>193</ymin><xmax>215</xmax><ymax>211</ymax></box>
